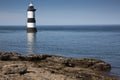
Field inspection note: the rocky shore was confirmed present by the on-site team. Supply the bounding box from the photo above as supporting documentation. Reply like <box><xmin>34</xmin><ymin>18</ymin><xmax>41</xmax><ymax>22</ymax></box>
<box><xmin>0</xmin><ymin>52</ymin><xmax>118</xmax><ymax>80</ymax></box>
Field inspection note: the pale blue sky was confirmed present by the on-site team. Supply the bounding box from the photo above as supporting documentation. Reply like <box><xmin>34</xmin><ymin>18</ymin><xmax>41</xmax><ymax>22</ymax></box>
<box><xmin>0</xmin><ymin>0</ymin><xmax>120</xmax><ymax>25</ymax></box>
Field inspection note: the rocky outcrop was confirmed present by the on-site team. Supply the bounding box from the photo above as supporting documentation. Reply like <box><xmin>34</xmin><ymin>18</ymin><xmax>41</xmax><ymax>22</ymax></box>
<box><xmin>0</xmin><ymin>52</ymin><xmax>21</xmax><ymax>61</ymax></box>
<box><xmin>0</xmin><ymin>52</ymin><xmax>51</xmax><ymax>61</ymax></box>
<box><xmin>0</xmin><ymin>52</ymin><xmax>111</xmax><ymax>72</ymax></box>
<box><xmin>45</xmin><ymin>56</ymin><xmax>111</xmax><ymax>72</ymax></box>
<box><xmin>0</xmin><ymin>52</ymin><xmax>118</xmax><ymax>80</ymax></box>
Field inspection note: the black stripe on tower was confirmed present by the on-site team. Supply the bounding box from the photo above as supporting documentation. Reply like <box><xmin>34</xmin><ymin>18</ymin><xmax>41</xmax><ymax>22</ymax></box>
<box><xmin>27</xmin><ymin>18</ymin><xmax>36</xmax><ymax>23</ymax></box>
<box><xmin>27</xmin><ymin>6</ymin><xmax>36</xmax><ymax>11</ymax></box>
<box><xmin>27</xmin><ymin>28</ymin><xmax>37</xmax><ymax>33</ymax></box>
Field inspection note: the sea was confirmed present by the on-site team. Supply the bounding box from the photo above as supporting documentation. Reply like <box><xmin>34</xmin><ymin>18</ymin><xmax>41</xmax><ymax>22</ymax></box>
<box><xmin>0</xmin><ymin>25</ymin><xmax>120</xmax><ymax>77</ymax></box>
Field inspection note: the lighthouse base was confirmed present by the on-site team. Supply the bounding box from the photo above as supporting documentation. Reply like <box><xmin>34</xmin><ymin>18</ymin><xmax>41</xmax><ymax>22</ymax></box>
<box><xmin>27</xmin><ymin>28</ymin><xmax>37</xmax><ymax>33</ymax></box>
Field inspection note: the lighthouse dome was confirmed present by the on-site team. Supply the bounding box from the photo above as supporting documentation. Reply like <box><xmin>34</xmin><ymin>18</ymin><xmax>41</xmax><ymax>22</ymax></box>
<box><xmin>27</xmin><ymin>3</ymin><xmax>36</xmax><ymax>11</ymax></box>
<box><xmin>29</xmin><ymin>3</ymin><xmax>33</xmax><ymax>6</ymax></box>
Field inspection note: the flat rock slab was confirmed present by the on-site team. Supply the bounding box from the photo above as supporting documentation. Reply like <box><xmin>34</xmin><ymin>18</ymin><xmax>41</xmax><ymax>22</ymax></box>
<box><xmin>0</xmin><ymin>52</ymin><xmax>118</xmax><ymax>80</ymax></box>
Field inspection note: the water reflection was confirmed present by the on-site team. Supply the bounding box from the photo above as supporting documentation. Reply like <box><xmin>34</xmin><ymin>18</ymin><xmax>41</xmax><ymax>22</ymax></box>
<box><xmin>27</xmin><ymin>32</ymin><xmax>36</xmax><ymax>54</ymax></box>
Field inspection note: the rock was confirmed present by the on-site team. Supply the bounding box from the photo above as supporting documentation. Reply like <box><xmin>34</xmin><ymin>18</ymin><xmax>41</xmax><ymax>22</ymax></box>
<box><xmin>0</xmin><ymin>52</ymin><xmax>118</xmax><ymax>80</ymax></box>
<box><xmin>0</xmin><ymin>74</ymin><xmax>31</xmax><ymax>80</ymax></box>
<box><xmin>2</xmin><ymin>64</ymin><xmax>27</xmax><ymax>75</ymax></box>
<box><xmin>46</xmin><ymin>57</ymin><xmax>111</xmax><ymax>72</ymax></box>
<box><xmin>12</xmin><ymin>54</ymin><xmax>51</xmax><ymax>61</ymax></box>
<box><xmin>0</xmin><ymin>52</ymin><xmax>21</xmax><ymax>61</ymax></box>
<box><xmin>0</xmin><ymin>53</ymin><xmax>112</xmax><ymax>72</ymax></box>
<box><xmin>0</xmin><ymin>74</ymin><xmax>8</xmax><ymax>80</ymax></box>
<box><xmin>25</xmin><ymin>54</ymin><xmax>51</xmax><ymax>61</ymax></box>
<box><xmin>61</xmin><ymin>58</ymin><xmax>111</xmax><ymax>72</ymax></box>
<box><xmin>90</xmin><ymin>62</ymin><xmax>111</xmax><ymax>71</ymax></box>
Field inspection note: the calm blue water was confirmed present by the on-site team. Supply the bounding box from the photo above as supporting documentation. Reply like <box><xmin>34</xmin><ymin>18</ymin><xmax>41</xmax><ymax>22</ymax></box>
<box><xmin>0</xmin><ymin>25</ymin><xmax>120</xmax><ymax>77</ymax></box>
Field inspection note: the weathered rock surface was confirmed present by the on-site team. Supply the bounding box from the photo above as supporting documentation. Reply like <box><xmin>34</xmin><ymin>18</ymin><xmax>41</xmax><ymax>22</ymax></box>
<box><xmin>0</xmin><ymin>52</ymin><xmax>118</xmax><ymax>80</ymax></box>
<box><xmin>2</xmin><ymin>64</ymin><xmax>27</xmax><ymax>75</ymax></box>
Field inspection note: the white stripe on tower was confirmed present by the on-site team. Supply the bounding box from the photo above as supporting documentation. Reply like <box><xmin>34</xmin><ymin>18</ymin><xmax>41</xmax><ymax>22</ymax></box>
<box><xmin>27</xmin><ymin>23</ymin><xmax>35</xmax><ymax>28</ymax></box>
<box><xmin>27</xmin><ymin>2</ymin><xmax>37</xmax><ymax>32</ymax></box>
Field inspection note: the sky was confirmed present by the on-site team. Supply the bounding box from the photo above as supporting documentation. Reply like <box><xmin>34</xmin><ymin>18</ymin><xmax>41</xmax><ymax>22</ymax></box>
<box><xmin>0</xmin><ymin>0</ymin><xmax>120</xmax><ymax>25</ymax></box>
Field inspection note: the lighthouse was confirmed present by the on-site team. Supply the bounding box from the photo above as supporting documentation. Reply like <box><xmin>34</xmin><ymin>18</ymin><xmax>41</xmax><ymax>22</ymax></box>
<box><xmin>27</xmin><ymin>2</ymin><xmax>37</xmax><ymax>33</ymax></box>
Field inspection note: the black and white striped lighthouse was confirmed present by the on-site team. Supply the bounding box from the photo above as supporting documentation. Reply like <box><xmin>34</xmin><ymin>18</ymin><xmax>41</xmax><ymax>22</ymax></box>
<box><xmin>27</xmin><ymin>2</ymin><xmax>37</xmax><ymax>33</ymax></box>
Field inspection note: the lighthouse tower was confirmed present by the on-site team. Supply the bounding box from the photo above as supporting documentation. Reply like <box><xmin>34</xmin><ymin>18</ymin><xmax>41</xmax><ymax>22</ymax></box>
<box><xmin>27</xmin><ymin>2</ymin><xmax>37</xmax><ymax>32</ymax></box>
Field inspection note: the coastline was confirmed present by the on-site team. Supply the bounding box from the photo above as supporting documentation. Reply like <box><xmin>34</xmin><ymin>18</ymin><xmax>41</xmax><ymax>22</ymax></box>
<box><xmin>0</xmin><ymin>52</ymin><xmax>118</xmax><ymax>80</ymax></box>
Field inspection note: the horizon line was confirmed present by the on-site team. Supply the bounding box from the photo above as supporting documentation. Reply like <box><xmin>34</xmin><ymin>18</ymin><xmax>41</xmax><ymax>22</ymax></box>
<box><xmin>0</xmin><ymin>24</ymin><xmax>120</xmax><ymax>26</ymax></box>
